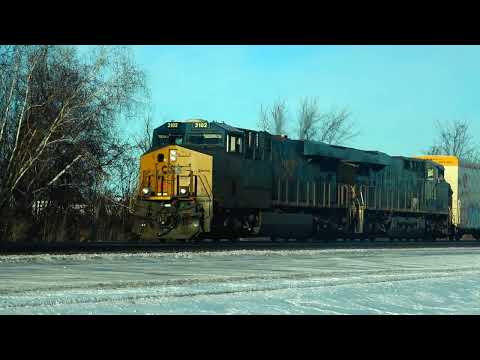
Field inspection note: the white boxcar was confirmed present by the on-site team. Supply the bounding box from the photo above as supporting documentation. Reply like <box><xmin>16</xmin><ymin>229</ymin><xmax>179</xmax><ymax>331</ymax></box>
<box><xmin>417</xmin><ymin>155</ymin><xmax>480</xmax><ymax>231</ymax></box>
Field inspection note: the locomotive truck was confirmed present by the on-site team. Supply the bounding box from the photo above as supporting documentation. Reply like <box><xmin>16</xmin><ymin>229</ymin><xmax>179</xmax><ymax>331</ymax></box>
<box><xmin>131</xmin><ymin>119</ymin><xmax>480</xmax><ymax>242</ymax></box>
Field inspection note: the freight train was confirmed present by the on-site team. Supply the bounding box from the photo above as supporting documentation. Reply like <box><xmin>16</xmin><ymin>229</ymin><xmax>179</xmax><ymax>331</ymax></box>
<box><xmin>131</xmin><ymin>119</ymin><xmax>480</xmax><ymax>242</ymax></box>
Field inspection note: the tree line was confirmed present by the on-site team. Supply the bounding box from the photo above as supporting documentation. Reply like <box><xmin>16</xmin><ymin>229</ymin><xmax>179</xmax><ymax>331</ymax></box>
<box><xmin>425</xmin><ymin>119</ymin><xmax>479</xmax><ymax>163</ymax></box>
<box><xmin>257</xmin><ymin>98</ymin><xmax>359</xmax><ymax>145</ymax></box>
<box><xmin>257</xmin><ymin>98</ymin><xmax>479</xmax><ymax>163</ymax></box>
<box><xmin>0</xmin><ymin>45</ymin><xmax>148</xmax><ymax>242</ymax></box>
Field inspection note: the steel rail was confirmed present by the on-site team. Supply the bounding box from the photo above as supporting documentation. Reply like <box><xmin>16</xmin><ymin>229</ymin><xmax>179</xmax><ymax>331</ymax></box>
<box><xmin>1</xmin><ymin>239</ymin><xmax>480</xmax><ymax>255</ymax></box>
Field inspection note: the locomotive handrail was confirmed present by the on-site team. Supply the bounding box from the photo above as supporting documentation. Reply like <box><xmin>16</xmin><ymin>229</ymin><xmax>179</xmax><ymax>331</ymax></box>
<box><xmin>270</xmin><ymin>180</ymin><xmax>450</xmax><ymax>215</ymax></box>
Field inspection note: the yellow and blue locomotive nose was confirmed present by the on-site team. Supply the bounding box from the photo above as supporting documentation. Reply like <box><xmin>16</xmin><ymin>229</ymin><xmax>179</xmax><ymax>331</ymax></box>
<box><xmin>138</xmin><ymin>144</ymin><xmax>213</xmax><ymax>200</ymax></box>
<box><xmin>134</xmin><ymin>144</ymin><xmax>214</xmax><ymax>240</ymax></box>
<box><xmin>138</xmin><ymin>146</ymin><xmax>185</xmax><ymax>200</ymax></box>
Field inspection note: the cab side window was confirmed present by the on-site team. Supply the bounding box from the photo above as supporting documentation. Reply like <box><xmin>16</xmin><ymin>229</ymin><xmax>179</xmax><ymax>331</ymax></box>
<box><xmin>245</xmin><ymin>131</ymin><xmax>254</xmax><ymax>159</ymax></box>
<box><xmin>227</xmin><ymin>134</ymin><xmax>242</xmax><ymax>153</ymax></box>
<box><xmin>427</xmin><ymin>167</ymin><xmax>435</xmax><ymax>180</ymax></box>
<box><xmin>236</xmin><ymin>137</ymin><xmax>242</xmax><ymax>152</ymax></box>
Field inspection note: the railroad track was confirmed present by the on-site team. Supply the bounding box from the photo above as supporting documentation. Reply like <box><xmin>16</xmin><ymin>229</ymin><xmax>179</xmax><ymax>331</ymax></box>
<box><xmin>1</xmin><ymin>238</ymin><xmax>480</xmax><ymax>254</ymax></box>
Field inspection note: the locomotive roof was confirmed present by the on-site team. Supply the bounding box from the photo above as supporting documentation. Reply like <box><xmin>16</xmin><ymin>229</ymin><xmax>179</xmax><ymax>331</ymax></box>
<box><xmin>303</xmin><ymin>140</ymin><xmax>393</xmax><ymax>166</ymax></box>
<box><xmin>394</xmin><ymin>156</ymin><xmax>445</xmax><ymax>171</ymax></box>
<box><xmin>152</xmin><ymin>119</ymin><xmax>446</xmax><ymax>169</ymax></box>
<box><xmin>210</xmin><ymin>121</ymin><xmax>243</xmax><ymax>134</ymax></box>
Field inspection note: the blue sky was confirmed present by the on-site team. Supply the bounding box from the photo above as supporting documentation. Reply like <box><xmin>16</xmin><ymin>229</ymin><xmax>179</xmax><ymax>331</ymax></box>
<box><xmin>128</xmin><ymin>45</ymin><xmax>480</xmax><ymax>157</ymax></box>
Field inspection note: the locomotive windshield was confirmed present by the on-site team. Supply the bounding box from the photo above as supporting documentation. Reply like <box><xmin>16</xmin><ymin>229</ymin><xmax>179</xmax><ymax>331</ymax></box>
<box><xmin>155</xmin><ymin>134</ymin><xmax>184</xmax><ymax>146</ymax></box>
<box><xmin>188</xmin><ymin>133</ymin><xmax>223</xmax><ymax>145</ymax></box>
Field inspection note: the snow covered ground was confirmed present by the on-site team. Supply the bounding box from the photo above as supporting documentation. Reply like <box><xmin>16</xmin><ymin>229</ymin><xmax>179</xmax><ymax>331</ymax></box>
<box><xmin>1</xmin><ymin>247</ymin><xmax>479</xmax><ymax>314</ymax></box>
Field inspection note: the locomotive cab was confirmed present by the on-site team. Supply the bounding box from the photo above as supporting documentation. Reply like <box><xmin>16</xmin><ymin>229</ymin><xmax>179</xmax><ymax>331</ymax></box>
<box><xmin>133</xmin><ymin>119</ymin><xmax>274</xmax><ymax>241</ymax></box>
<box><xmin>133</xmin><ymin>120</ymin><xmax>219</xmax><ymax>241</ymax></box>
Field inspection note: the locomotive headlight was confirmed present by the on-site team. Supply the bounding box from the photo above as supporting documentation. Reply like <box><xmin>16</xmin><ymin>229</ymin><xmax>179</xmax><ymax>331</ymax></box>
<box><xmin>170</xmin><ymin>150</ymin><xmax>177</xmax><ymax>161</ymax></box>
<box><xmin>180</xmin><ymin>187</ymin><xmax>187</xmax><ymax>195</ymax></box>
<box><xmin>142</xmin><ymin>187</ymin><xmax>150</xmax><ymax>195</ymax></box>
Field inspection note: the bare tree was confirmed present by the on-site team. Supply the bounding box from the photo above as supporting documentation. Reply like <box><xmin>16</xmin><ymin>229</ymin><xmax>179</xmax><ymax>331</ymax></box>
<box><xmin>317</xmin><ymin>107</ymin><xmax>358</xmax><ymax>145</ymax></box>
<box><xmin>270</xmin><ymin>99</ymin><xmax>288</xmax><ymax>135</ymax></box>
<box><xmin>103</xmin><ymin>143</ymin><xmax>138</xmax><ymax>198</ymax></box>
<box><xmin>0</xmin><ymin>45</ymin><xmax>147</xmax><ymax>241</ymax></box>
<box><xmin>425</xmin><ymin>119</ymin><xmax>479</xmax><ymax>162</ymax></box>
<box><xmin>106</xmin><ymin>113</ymin><xmax>156</xmax><ymax>209</ymax></box>
<box><xmin>297</xmin><ymin>97</ymin><xmax>321</xmax><ymax>140</ymax></box>
<box><xmin>257</xmin><ymin>104</ymin><xmax>271</xmax><ymax>132</ymax></box>
<box><xmin>133</xmin><ymin>114</ymin><xmax>154</xmax><ymax>154</ymax></box>
<box><xmin>257</xmin><ymin>99</ymin><xmax>288</xmax><ymax>135</ymax></box>
<box><xmin>260</xmin><ymin>97</ymin><xmax>358</xmax><ymax>144</ymax></box>
<box><xmin>108</xmin><ymin>110</ymin><xmax>159</xmax><ymax>205</ymax></box>
<box><xmin>295</xmin><ymin>97</ymin><xmax>358</xmax><ymax>145</ymax></box>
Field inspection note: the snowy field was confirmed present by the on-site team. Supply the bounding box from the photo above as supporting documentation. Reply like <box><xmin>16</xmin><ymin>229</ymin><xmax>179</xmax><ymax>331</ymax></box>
<box><xmin>1</xmin><ymin>247</ymin><xmax>480</xmax><ymax>314</ymax></box>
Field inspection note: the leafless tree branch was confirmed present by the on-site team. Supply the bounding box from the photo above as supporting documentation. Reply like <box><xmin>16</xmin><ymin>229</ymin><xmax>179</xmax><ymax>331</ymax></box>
<box><xmin>317</xmin><ymin>107</ymin><xmax>359</xmax><ymax>145</ymax></box>
<box><xmin>297</xmin><ymin>97</ymin><xmax>321</xmax><ymax>140</ymax></box>
<box><xmin>257</xmin><ymin>104</ymin><xmax>271</xmax><ymax>132</ymax></box>
<box><xmin>270</xmin><ymin>99</ymin><xmax>288</xmax><ymax>135</ymax></box>
<box><xmin>425</xmin><ymin>119</ymin><xmax>479</xmax><ymax>162</ymax></box>
<box><xmin>133</xmin><ymin>114</ymin><xmax>154</xmax><ymax>154</ymax></box>
<box><xmin>0</xmin><ymin>45</ymin><xmax>148</xmax><ymax>225</ymax></box>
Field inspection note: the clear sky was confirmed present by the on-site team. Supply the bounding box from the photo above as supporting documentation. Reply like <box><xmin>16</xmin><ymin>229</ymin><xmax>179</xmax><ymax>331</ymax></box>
<box><xmin>129</xmin><ymin>45</ymin><xmax>480</xmax><ymax>157</ymax></box>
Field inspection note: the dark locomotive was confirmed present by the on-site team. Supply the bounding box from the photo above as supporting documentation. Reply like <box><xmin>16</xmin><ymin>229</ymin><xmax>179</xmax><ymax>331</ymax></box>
<box><xmin>132</xmin><ymin>119</ymin><xmax>478</xmax><ymax>242</ymax></box>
